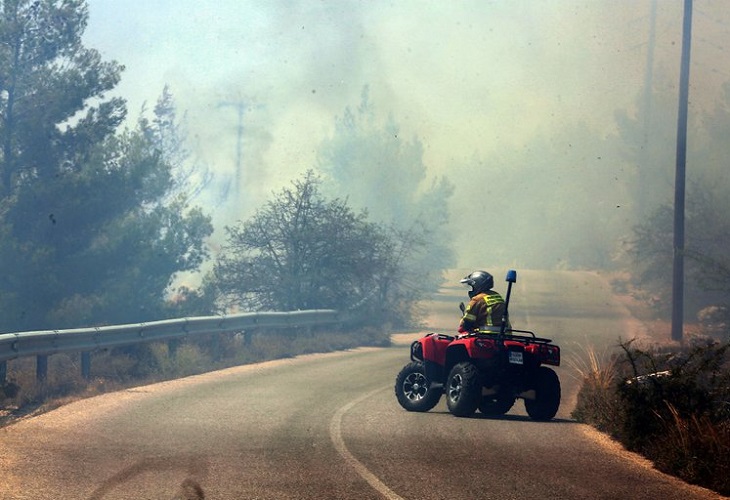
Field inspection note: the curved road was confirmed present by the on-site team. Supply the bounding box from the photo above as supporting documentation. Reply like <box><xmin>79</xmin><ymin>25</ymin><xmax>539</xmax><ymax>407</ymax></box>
<box><xmin>0</xmin><ymin>270</ymin><xmax>723</xmax><ymax>499</ymax></box>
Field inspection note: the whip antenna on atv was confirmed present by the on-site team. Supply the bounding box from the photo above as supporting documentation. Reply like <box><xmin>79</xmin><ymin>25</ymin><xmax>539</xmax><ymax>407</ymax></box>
<box><xmin>500</xmin><ymin>269</ymin><xmax>517</xmax><ymax>335</ymax></box>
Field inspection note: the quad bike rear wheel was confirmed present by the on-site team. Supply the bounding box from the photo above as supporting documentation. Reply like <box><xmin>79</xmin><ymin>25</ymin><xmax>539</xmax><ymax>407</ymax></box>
<box><xmin>479</xmin><ymin>395</ymin><xmax>516</xmax><ymax>417</ymax></box>
<box><xmin>524</xmin><ymin>366</ymin><xmax>561</xmax><ymax>421</ymax></box>
<box><xmin>395</xmin><ymin>361</ymin><xmax>441</xmax><ymax>412</ymax></box>
<box><xmin>446</xmin><ymin>361</ymin><xmax>482</xmax><ymax>417</ymax></box>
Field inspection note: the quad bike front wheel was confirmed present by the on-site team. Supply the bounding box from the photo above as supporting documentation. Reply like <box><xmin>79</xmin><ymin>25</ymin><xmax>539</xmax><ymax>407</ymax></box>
<box><xmin>395</xmin><ymin>361</ymin><xmax>441</xmax><ymax>412</ymax></box>
<box><xmin>446</xmin><ymin>361</ymin><xmax>482</xmax><ymax>417</ymax></box>
<box><xmin>524</xmin><ymin>366</ymin><xmax>561</xmax><ymax>421</ymax></box>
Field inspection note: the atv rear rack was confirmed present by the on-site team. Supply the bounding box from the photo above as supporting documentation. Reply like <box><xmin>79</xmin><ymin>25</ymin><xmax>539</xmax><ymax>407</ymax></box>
<box><xmin>500</xmin><ymin>329</ymin><xmax>554</xmax><ymax>344</ymax></box>
<box><xmin>458</xmin><ymin>329</ymin><xmax>553</xmax><ymax>344</ymax></box>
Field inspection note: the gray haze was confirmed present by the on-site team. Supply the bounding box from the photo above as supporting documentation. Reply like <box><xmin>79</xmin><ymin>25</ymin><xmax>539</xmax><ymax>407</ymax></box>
<box><xmin>83</xmin><ymin>1</ymin><xmax>730</xmax><ymax>270</ymax></box>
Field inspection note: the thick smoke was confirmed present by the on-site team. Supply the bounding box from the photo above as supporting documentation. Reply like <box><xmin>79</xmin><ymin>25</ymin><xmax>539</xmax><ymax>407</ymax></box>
<box><xmin>83</xmin><ymin>1</ymin><xmax>730</xmax><ymax>268</ymax></box>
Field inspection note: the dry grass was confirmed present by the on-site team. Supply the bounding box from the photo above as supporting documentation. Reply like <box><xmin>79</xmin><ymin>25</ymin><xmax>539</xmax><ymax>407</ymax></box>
<box><xmin>569</xmin><ymin>342</ymin><xmax>624</xmax><ymax>433</ymax></box>
<box><xmin>651</xmin><ymin>403</ymin><xmax>730</xmax><ymax>494</ymax></box>
<box><xmin>566</xmin><ymin>341</ymin><xmax>619</xmax><ymax>387</ymax></box>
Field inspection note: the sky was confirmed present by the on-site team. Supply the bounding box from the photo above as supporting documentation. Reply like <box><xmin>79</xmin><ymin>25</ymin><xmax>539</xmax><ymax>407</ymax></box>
<box><xmin>82</xmin><ymin>0</ymin><xmax>730</xmax><ymax>267</ymax></box>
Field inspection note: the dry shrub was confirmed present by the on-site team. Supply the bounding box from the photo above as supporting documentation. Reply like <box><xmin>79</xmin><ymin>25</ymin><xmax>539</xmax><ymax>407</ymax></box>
<box><xmin>651</xmin><ymin>403</ymin><xmax>730</xmax><ymax>495</ymax></box>
<box><xmin>7</xmin><ymin>353</ymin><xmax>88</xmax><ymax>405</ymax></box>
<box><xmin>168</xmin><ymin>343</ymin><xmax>209</xmax><ymax>377</ymax></box>
<box><xmin>575</xmin><ymin>337</ymin><xmax>730</xmax><ymax>496</ymax></box>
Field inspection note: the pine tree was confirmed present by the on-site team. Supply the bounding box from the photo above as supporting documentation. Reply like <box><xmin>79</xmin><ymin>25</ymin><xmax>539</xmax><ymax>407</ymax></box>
<box><xmin>0</xmin><ymin>1</ymin><xmax>213</xmax><ymax>331</ymax></box>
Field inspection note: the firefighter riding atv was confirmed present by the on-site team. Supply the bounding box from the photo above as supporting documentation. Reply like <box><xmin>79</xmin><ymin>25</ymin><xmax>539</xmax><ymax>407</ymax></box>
<box><xmin>394</xmin><ymin>270</ymin><xmax>561</xmax><ymax>420</ymax></box>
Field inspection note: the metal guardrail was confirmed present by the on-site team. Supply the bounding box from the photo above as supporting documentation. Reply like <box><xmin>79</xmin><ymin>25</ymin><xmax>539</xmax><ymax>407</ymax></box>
<box><xmin>0</xmin><ymin>310</ymin><xmax>338</xmax><ymax>381</ymax></box>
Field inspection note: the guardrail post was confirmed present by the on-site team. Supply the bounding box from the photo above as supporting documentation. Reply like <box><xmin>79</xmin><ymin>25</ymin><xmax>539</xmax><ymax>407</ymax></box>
<box><xmin>0</xmin><ymin>361</ymin><xmax>6</xmax><ymax>383</ymax></box>
<box><xmin>36</xmin><ymin>355</ymin><xmax>48</xmax><ymax>382</ymax></box>
<box><xmin>167</xmin><ymin>339</ymin><xmax>180</xmax><ymax>359</ymax></box>
<box><xmin>81</xmin><ymin>352</ymin><xmax>91</xmax><ymax>380</ymax></box>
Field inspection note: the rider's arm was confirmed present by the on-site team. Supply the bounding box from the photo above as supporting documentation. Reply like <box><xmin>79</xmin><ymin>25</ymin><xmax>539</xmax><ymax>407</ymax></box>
<box><xmin>459</xmin><ymin>297</ymin><xmax>485</xmax><ymax>332</ymax></box>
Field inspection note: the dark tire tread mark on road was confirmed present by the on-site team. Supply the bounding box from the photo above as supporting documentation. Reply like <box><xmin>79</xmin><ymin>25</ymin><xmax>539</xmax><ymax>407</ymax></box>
<box><xmin>87</xmin><ymin>454</ymin><xmax>207</xmax><ymax>500</ymax></box>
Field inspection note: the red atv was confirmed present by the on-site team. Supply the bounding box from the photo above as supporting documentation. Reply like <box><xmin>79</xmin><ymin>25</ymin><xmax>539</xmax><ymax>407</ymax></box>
<box><xmin>395</xmin><ymin>270</ymin><xmax>561</xmax><ymax>420</ymax></box>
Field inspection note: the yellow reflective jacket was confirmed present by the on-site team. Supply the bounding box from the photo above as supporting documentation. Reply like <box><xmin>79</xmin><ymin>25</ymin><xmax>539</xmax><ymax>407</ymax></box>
<box><xmin>459</xmin><ymin>290</ymin><xmax>510</xmax><ymax>333</ymax></box>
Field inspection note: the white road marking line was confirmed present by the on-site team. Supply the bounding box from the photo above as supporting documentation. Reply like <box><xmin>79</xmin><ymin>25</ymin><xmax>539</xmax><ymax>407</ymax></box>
<box><xmin>329</xmin><ymin>387</ymin><xmax>404</xmax><ymax>500</ymax></box>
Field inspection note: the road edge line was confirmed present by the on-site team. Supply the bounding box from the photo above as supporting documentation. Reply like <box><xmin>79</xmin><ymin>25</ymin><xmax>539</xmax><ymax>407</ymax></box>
<box><xmin>329</xmin><ymin>387</ymin><xmax>404</xmax><ymax>500</ymax></box>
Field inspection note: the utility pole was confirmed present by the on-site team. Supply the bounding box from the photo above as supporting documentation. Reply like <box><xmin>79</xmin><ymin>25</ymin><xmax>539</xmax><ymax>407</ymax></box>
<box><xmin>218</xmin><ymin>99</ymin><xmax>252</xmax><ymax>197</ymax></box>
<box><xmin>671</xmin><ymin>0</ymin><xmax>693</xmax><ymax>342</ymax></box>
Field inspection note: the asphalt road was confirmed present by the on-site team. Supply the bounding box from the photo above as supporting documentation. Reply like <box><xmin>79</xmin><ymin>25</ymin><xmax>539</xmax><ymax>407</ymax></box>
<box><xmin>0</xmin><ymin>270</ymin><xmax>723</xmax><ymax>499</ymax></box>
